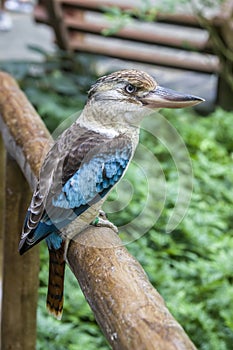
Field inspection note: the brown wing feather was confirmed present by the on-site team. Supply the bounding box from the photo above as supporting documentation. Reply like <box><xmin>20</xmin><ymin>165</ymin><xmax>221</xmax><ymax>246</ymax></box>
<box><xmin>61</xmin><ymin>129</ymin><xmax>109</xmax><ymax>185</ymax></box>
<box><xmin>20</xmin><ymin>126</ymin><xmax>105</xmax><ymax>243</ymax></box>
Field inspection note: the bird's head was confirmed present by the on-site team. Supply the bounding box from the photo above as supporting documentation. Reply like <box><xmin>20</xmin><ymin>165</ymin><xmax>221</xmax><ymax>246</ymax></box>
<box><xmin>83</xmin><ymin>69</ymin><xmax>204</xmax><ymax>132</ymax></box>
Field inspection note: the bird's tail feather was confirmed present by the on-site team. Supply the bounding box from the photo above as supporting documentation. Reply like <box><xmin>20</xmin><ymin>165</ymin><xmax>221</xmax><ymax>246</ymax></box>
<box><xmin>46</xmin><ymin>243</ymin><xmax>66</xmax><ymax>320</ymax></box>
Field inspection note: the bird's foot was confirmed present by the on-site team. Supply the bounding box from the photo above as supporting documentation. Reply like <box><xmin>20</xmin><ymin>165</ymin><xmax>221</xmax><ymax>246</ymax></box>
<box><xmin>92</xmin><ymin>210</ymin><xmax>118</xmax><ymax>233</ymax></box>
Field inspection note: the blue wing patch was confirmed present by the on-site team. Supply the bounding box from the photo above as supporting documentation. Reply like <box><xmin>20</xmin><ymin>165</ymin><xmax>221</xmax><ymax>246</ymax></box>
<box><xmin>52</xmin><ymin>152</ymin><xmax>130</xmax><ymax>211</ymax></box>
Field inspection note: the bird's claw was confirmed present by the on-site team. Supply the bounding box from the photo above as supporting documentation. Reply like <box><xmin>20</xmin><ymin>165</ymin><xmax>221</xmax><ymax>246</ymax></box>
<box><xmin>92</xmin><ymin>210</ymin><xmax>118</xmax><ymax>233</ymax></box>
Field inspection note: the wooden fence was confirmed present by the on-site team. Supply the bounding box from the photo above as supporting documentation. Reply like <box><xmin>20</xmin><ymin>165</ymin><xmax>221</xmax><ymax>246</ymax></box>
<box><xmin>0</xmin><ymin>72</ymin><xmax>198</xmax><ymax>349</ymax></box>
<box><xmin>34</xmin><ymin>0</ymin><xmax>233</xmax><ymax>109</ymax></box>
<box><xmin>35</xmin><ymin>0</ymin><xmax>219</xmax><ymax>73</ymax></box>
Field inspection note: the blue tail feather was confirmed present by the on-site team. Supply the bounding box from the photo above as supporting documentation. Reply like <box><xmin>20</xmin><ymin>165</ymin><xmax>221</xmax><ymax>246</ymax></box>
<box><xmin>19</xmin><ymin>221</ymin><xmax>59</xmax><ymax>255</ymax></box>
<box><xmin>46</xmin><ymin>233</ymin><xmax>63</xmax><ymax>250</ymax></box>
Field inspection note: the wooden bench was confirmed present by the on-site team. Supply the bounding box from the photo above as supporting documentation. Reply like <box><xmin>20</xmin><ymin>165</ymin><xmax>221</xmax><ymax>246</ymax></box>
<box><xmin>34</xmin><ymin>0</ymin><xmax>233</xmax><ymax>108</ymax></box>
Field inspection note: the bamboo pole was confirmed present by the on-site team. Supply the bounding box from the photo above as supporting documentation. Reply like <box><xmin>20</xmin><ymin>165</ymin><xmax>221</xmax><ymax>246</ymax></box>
<box><xmin>0</xmin><ymin>71</ymin><xmax>197</xmax><ymax>350</ymax></box>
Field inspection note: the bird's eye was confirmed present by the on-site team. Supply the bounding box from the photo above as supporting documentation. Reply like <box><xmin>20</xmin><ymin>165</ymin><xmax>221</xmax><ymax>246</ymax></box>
<box><xmin>125</xmin><ymin>84</ymin><xmax>137</xmax><ymax>94</ymax></box>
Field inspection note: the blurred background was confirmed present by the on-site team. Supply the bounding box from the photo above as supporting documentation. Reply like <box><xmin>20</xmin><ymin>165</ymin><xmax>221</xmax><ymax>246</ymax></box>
<box><xmin>1</xmin><ymin>1</ymin><xmax>233</xmax><ymax>349</ymax></box>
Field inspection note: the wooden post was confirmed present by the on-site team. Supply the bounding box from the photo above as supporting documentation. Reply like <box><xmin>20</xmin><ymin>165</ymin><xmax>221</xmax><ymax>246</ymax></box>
<box><xmin>0</xmin><ymin>135</ymin><xmax>6</xmax><ymax>350</ymax></box>
<box><xmin>1</xmin><ymin>155</ymin><xmax>39</xmax><ymax>350</ymax></box>
<box><xmin>197</xmin><ymin>1</ymin><xmax>233</xmax><ymax>110</ymax></box>
<box><xmin>216</xmin><ymin>72</ymin><xmax>233</xmax><ymax>110</ymax></box>
<box><xmin>45</xmin><ymin>0</ymin><xmax>70</xmax><ymax>50</ymax></box>
<box><xmin>1</xmin><ymin>1</ymin><xmax>5</xmax><ymax>10</ymax></box>
<box><xmin>0</xmin><ymin>72</ymin><xmax>49</xmax><ymax>350</ymax></box>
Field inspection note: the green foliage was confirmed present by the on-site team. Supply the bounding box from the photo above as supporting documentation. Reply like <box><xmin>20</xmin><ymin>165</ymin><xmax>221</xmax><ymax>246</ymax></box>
<box><xmin>101</xmin><ymin>0</ymin><xmax>174</xmax><ymax>36</ymax></box>
<box><xmin>101</xmin><ymin>0</ymin><xmax>224</xmax><ymax>36</ymax></box>
<box><xmin>101</xmin><ymin>0</ymin><xmax>173</xmax><ymax>36</ymax></box>
<box><xmin>1</xmin><ymin>50</ymin><xmax>233</xmax><ymax>349</ymax></box>
<box><xmin>125</xmin><ymin>108</ymin><xmax>233</xmax><ymax>350</ymax></box>
<box><xmin>101</xmin><ymin>6</ymin><xmax>134</xmax><ymax>36</ymax></box>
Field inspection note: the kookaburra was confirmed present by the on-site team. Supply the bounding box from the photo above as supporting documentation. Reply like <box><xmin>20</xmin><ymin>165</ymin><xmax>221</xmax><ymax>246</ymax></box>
<box><xmin>19</xmin><ymin>69</ymin><xmax>204</xmax><ymax>319</ymax></box>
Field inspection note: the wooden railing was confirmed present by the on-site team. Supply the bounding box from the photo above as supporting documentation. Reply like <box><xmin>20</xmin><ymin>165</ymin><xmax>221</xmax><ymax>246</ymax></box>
<box><xmin>0</xmin><ymin>72</ymin><xmax>198</xmax><ymax>349</ymax></box>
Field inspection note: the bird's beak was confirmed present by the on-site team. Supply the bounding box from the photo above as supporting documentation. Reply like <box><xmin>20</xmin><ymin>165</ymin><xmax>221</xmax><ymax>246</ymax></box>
<box><xmin>141</xmin><ymin>86</ymin><xmax>205</xmax><ymax>109</ymax></box>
